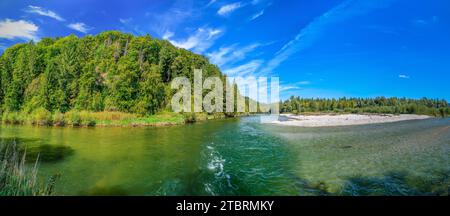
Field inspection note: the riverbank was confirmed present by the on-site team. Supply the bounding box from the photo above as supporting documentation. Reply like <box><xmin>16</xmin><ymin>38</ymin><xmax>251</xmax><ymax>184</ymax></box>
<box><xmin>0</xmin><ymin>110</ymin><xmax>244</xmax><ymax>127</ymax></box>
<box><xmin>269</xmin><ymin>114</ymin><xmax>432</xmax><ymax>127</ymax></box>
<box><xmin>1</xmin><ymin>110</ymin><xmax>183</xmax><ymax>127</ymax></box>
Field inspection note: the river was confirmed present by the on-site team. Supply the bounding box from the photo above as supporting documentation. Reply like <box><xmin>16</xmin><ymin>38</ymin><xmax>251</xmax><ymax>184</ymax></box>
<box><xmin>1</xmin><ymin>116</ymin><xmax>448</xmax><ymax>195</ymax></box>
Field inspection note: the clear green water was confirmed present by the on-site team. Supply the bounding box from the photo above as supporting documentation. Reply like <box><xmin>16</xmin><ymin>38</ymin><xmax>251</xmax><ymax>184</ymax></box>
<box><xmin>1</xmin><ymin>117</ymin><xmax>449</xmax><ymax>195</ymax></box>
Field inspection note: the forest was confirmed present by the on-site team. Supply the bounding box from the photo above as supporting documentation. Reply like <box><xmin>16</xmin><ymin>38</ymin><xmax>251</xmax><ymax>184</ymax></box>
<box><xmin>0</xmin><ymin>31</ymin><xmax>226</xmax><ymax>114</ymax></box>
<box><xmin>280</xmin><ymin>96</ymin><xmax>450</xmax><ymax>117</ymax></box>
<box><xmin>0</xmin><ymin>31</ymin><xmax>240</xmax><ymax>125</ymax></box>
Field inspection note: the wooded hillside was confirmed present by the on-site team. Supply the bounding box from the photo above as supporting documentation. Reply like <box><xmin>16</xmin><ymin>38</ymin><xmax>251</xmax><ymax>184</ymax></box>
<box><xmin>0</xmin><ymin>31</ymin><xmax>224</xmax><ymax>115</ymax></box>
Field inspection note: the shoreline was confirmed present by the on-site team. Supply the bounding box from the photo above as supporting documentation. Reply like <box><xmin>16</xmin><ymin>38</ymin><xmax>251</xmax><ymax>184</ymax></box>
<box><xmin>268</xmin><ymin>113</ymin><xmax>432</xmax><ymax>127</ymax></box>
<box><xmin>0</xmin><ymin>111</ymin><xmax>245</xmax><ymax>128</ymax></box>
<box><xmin>0</xmin><ymin>111</ymin><xmax>438</xmax><ymax>128</ymax></box>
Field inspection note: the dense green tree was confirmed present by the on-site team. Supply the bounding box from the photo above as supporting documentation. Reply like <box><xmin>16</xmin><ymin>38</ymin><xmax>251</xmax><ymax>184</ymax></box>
<box><xmin>280</xmin><ymin>97</ymin><xmax>449</xmax><ymax>117</ymax></box>
<box><xmin>158</xmin><ymin>44</ymin><xmax>176</xmax><ymax>82</ymax></box>
<box><xmin>134</xmin><ymin>64</ymin><xmax>166</xmax><ymax>114</ymax></box>
<box><xmin>0</xmin><ymin>31</ymin><xmax>231</xmax><ymax>115</ymax></box>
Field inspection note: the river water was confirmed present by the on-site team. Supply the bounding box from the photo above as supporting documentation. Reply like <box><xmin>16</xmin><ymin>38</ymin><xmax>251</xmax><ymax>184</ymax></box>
<box><xmin>1</xmin><ymin>116</ymin><xmax>448</xmax><ymax>195</ymax></box>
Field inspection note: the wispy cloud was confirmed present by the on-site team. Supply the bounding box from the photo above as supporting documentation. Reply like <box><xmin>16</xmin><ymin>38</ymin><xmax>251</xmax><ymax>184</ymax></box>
<box><xmin>412</xmin><ymin>19</ymin><xmax>427</xmax><ymax>25</ymax></box>
<box><xmin>279</xmin><ymin>85</ymin><xmax>301</xmax><ymax>92</ymax></box>
<box><xmin>207</xmin><ymin>0</ymin><xmax>217</xmax><ymax>7</ymax></box>
<box><xmin>218</xmin><ymin>2</ymin><xmax>243</xmax><ymax>16</ymax></box>
<box><xmin>399</xmin><ymin>74</ymin><xmax>410</xmax><ymax>79</ymax></box>
<box><xmin>25</xmin><ymin>5</ymin><xmax>65</xmax><ymax>22</ymax></box>
<box><xmin>164</xmin><ymin>27</ymin><xmax>223</xmax><ymax>53</ymax></box>
<box><xmin>250</xmin><ymin>10</ymin><xmax>264</xmax><ymax>20</ymax></box>
<box><xmin>162</xmin><ymin>31</ymin><xmax>174</xmax><ymax>40</ymax></box>
<box><xmin>67</xmin><ymin>22</ymin><xmax>91</xmax><ymax>33</ymax></box>
<box><xmin>259</xmin><ymin>0</ymin><xmax>393</xmax><ymax>76</ymax></box>
<box><xmin>223</xmin><ymin>60</ymin><xmax>263</xmax><ymax>76</ymax></box>
<box><xmin>297</xmin><ymin>81</ymin><xmax>311</xmax><ymax>85</ymax></box>
<box><xmin>207</xmin><ymin>43</ymin><xmax>261</xmax><ymax>67</ymax></box>
<box><xmin>25</xmin><ymin>5</ymin><xmax>92</xmax><ymax>34</ymax></box>
<box><xmin>148</xmin><ymin>0</ymin><xmax>199</xmax><ymax>36</ymax></box>
<box><xmin>0</xmin><ymin>19</ymin><xmax>38</xmax><ymax>40</ymax></box>
<box><xmin>279</xmin><ymin>81</ymin><xmax>310</xmax><ymax>92</ymax></box>
<box><xmin>119</xmin><ymin>18</ymin><xmax>132</xmax><ymax>24</ymax></box>
<box><xmin>412</xmin><ymin>16</ymin><xmax>439</xmax><ymax>26</ymax></box>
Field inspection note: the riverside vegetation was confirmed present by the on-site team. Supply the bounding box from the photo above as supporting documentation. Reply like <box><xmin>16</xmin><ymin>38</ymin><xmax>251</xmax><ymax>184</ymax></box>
<box><xmin>0</xmin><ymin>141</ymin><xmax>57</xmax><ymax>195</ymax></box>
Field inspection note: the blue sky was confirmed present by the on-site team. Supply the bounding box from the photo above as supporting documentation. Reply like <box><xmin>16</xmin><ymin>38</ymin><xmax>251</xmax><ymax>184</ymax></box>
<box><xmin>0</xmin><ymin>0</ymin><xmax>449</xmax><ymax>100</ymax></box>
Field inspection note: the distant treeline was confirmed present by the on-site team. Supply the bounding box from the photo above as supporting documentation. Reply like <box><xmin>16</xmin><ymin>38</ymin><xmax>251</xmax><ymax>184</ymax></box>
<box><xmin>0</xmin><ymin>31</ymin><xmax>229</xmax><ymax>117</ymax></box>
<box><xmin>280</xmin><ymin>96</ymin><xmax>450</xmax><ymax>117</ymax></box>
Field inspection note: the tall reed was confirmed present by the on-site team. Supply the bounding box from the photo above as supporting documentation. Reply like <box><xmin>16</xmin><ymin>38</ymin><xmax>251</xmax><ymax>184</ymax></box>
<box><xmin>0</xmin><ymin>142</ymin><xmax>57</xmax><ymax>196</ymax></box>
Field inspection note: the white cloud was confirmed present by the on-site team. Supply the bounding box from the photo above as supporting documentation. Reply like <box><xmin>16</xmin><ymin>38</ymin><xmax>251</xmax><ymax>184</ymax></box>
<box><xmin>67</xmin><ymin>22</ymin><xmax>91</xmax><ymax>33</ymax></box>
<box><xmin>260</xmin><ymin>0</ymin><xmax>393</xmax><ymax>76</ymax></box>
<box><xmin>208</xmin><ymin>29</ymin><xmax>222</xmax><ymax>37</ymax></box>
<box><xmin>412</xmin><ymin>16</ymin><xmax>439</xmax><ymax>26</ymax></box>
<box><xmin>207</xmin><ymin>47</ymin><xmax>233</xmax><ymax>65</ymax></box>
<box><xmin>279</xmin><ymin>85</ymin><xmax>301</xmax><ymax>92</ymax></box>
<box><xmin>218</xmin><ymin>2</ymin><xmax>242</xmax><ymax>16</ymax></box>
<box><xmin>164</xmin><ymin>27</ymin><xmax>222</xmax><ymax>53</ymax></box>
<box><xmin>25</xmin><ymin>5</ymin><xmax>65</xmax><ymax>21</ymax></box>
<box><xmin>297</xmin><ymin>81</ymin><xmax>310</xmax><ymax>85</ymax></box>
<box><xmin>119</xmin><ymin>18</ymin><xmax>132</xmax><ymax>24</ymax></box>
<box><xmin>0</xmin><ymin>19</ymin><xmax>38</xmax><ymax>40</ymax></box>
<box><xmin>223</xmin><ymin>60</ymin><xmax>263</xmax><ymax>76</ymax></box>
<box><xmin>250</xmin><ymin>10</ymin><xmax>264</xmax><ymax>20</ymax></box>
<box><xmin>279</xmin><ymin>81</ymin><xmax>310</xmax><ymax>92</ymax></box>
<box><xmin>149</xmin><ymin>0</ymin><xmax>197</xmax><ymax>36</ymax></box>
<box><xmin>162</xmin><ymin>31</ymin><xmax>174</xmax><ymax>40</ymax></box>
<box><xmin>207</xmin><ymin>0</ymin><xmax>217</xmax><ymax>7</ymax></box>
<box><xmin>399</xmin><ymin>74</ymin><xmax>410</xmax><ymax>79</ymax></box>
<box><xmin>412</xmin><ymin>19</ymin><xmax>427</xmax><ymax>25</ymax></box>
<box><xmin>207</xmin><ymin>43</ymin><xmax>260</xmax><ymax>67</ymax></box>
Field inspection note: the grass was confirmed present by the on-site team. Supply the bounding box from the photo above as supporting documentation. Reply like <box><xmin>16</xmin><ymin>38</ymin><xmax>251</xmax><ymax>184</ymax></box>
<box><xmin>0</xmin><ymin>110</ymin><xmax>185</xmax><ymax>127</ymax></box>
<box><xmin>30</xmin><ymin>108</ymin><xmax>52</xmax><ymax>126</ymax></box>
<box><xmin>0</xmin><ymin>141</ymin><xmax>57</xmax><ymax>196</ymax></box>
<box><xmin>1</xmin><ymin>111</ymin><xmax>25</xmax><ymax>125</ymax></box>
<box><xmin>0</xmin><ymin>109</ymin><xmax>237</xmax><ymax>127</ymax></box>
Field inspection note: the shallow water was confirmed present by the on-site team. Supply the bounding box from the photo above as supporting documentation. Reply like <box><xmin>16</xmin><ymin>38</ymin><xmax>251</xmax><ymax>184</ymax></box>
<box><xmin>1</xmin><ymin>117</ymin><xmax>448</xmax><ymax>195</ymax></box>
